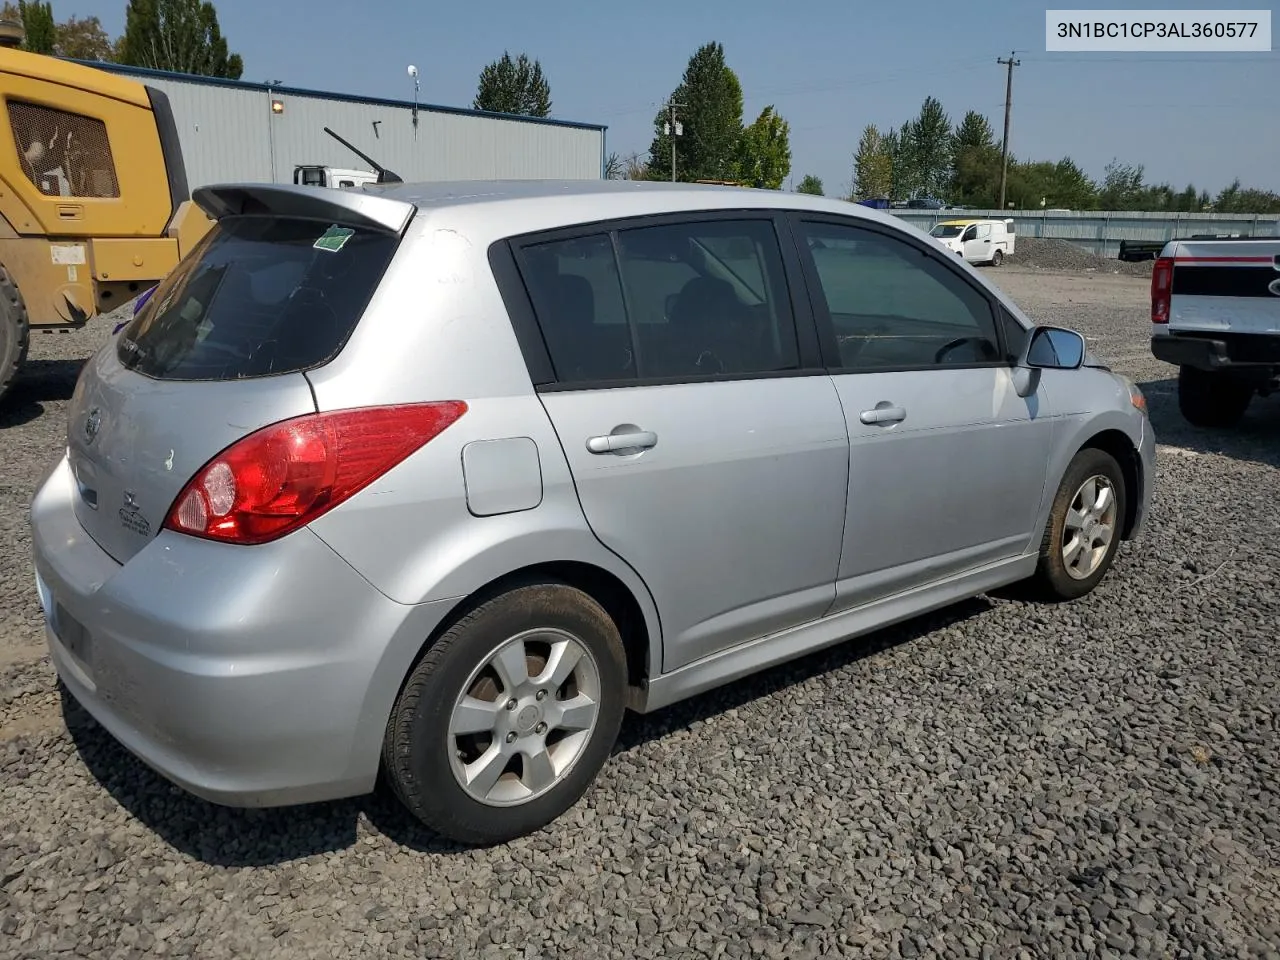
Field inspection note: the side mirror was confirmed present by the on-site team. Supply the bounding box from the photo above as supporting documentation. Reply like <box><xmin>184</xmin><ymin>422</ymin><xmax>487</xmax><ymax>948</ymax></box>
<box><xmin>1012</xmin><ymin>325</ymin><xmax>1087</xmax><ymax>397</ymax></box>
<box><xmin>1025</xmin><ymin>325</ymin><xmax>1086</xmax><ymax>370</ymax></box>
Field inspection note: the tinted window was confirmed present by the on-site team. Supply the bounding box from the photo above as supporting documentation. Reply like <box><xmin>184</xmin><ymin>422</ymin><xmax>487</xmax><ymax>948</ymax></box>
<box><xmin>520</xmin><ymin>219</ymin><xmax>801</xmax><ymax>383</ymax></box>
<box><xmin>520</xmin><ymin>233</ymin><xmax>636</xmax><ymax>383</ymax></box>
<box><xmin>799</xmin><ymin>221</ymin><xmax>1001</xmax><ymax>371</ymax></box>
<box><xmin>117</xmin><ymin>216</ymin><xmax>399</xmax><ymax>380</ymax></box>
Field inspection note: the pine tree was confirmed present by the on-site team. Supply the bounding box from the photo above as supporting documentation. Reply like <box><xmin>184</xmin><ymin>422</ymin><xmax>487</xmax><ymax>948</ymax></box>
<box><xmin>647</xmin><ymin>41</ymin><xmax>743</xmax><ymax>182</ymax></box>
<box><xmin>473</xmin><ymin>52</ymin><xmax>552</xmax><ymax>117</ymax></box>
<box><xmin>119</xmin><ymin>0</ymin><xmax>242</xmax><ymax>79</ymax></box>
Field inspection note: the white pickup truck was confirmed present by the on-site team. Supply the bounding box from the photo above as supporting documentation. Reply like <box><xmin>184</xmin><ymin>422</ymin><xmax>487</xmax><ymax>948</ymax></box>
<box><xmin>1150</xmin><ymin>237</ymin><xmax>1280</xmax><ymax>427</ymax></box>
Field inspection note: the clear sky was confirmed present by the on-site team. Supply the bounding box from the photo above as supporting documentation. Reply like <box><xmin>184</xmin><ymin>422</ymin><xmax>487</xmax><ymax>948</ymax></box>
<box><xmin>66</xmin><ymin>0</ymin><xmax>1279</xmax><ymax>196</ymax></box>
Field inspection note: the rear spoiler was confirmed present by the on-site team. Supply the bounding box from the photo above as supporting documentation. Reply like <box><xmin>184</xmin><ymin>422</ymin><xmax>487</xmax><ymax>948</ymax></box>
<box><xmin>192</xmin><ymin>182</ymin><xmax>417</xmax><ymax>236</ymax></box>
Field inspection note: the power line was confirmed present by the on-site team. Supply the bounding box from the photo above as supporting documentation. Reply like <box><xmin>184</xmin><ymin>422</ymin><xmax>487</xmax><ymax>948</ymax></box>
<box><xmin>997</xmin><ymin>50</ymin><xmax>1020</xmax><ymax>211</ymax></box>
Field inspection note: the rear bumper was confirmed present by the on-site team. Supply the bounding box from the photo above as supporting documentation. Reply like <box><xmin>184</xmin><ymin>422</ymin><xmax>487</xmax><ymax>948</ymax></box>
<box><xmin>30</xmin><ymin>455</ymin><xmax>457</xmax><ymax>808</ymax></box>
<box><xmin>1152</xmin><ymin>330</ymin><xmax>1280</xmax><ymax>371</ymax></box>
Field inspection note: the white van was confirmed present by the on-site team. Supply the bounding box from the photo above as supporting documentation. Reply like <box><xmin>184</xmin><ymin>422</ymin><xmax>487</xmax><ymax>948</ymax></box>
<box><xmin>293</xmin><ymin>165</ymin><xmax>379</xmax><ymax>190</ymax></box>
<box><xmin>929</xmin><ymin>218</ymin><xmax>1016</xmax><ymax>266</ymax></box>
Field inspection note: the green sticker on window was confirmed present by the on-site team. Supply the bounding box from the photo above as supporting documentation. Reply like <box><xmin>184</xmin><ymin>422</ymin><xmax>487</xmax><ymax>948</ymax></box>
<box><xmin>313</xmin><ymin>224</ymin><xmax>354</xmax><ymax>253</ymax></box>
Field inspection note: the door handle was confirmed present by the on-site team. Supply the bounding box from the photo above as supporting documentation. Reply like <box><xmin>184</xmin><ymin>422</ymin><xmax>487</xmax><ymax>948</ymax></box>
<box><xmin>859</xmin><ymin>405</ymin><xmax>907</xmax><ymax>425</ymax></box>
<box><xmin>586</xmin><ymin>430</ymin><xmax>658</xmax><ymax>454</ymax></box>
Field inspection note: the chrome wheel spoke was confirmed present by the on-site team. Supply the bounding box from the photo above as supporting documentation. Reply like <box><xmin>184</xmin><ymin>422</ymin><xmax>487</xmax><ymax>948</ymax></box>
<box><xmin>520</xmin><ymin>746</ymin><xmax>557</xmax><ymax>793</ymax></box>
<box><xmin>1078</xmin><ymin>477</ymin><xmax>1097</xmax><ymax>512</ymax></box>
<box><xmin>1063</xmin><ymin>533</ymin><xmax>1086</xmax><ymax>568</ymax></box>
<box><xmin>464</xmin><ymin>744</ymin><xmax>509</xmax><ymax>798</ymax></box>
<box><xmin>490</xmin><ymin>641</ymin><xmax>530</xmax><ymax>693</ymax></box>
<box><xmin>1065</xmin><ymin>507</ymin><xmax>1086</xmax><ymax>531</ymax></box>
<box><xmin>451</xmin><ymin>695</ymin><xmax>502</xmax><ymax>736</ymax></box>
<box><xmin>552</xmin><ymin>693</ymin><xmax>598</xmax><ymax>732</ymax></box>
<box><xmin>1091</xmin><ymin>484</ymin><xmax>1112</xmax><ymax>518</ymax></box>
<box><xmin>1095</xmin><ymin>523</ymin><xmax>1114</xmax><ymax>547</ymax></box>
<box><xmin>535</xmin><ymin>639</ymin><xmax>584</xmax><ymax>691</ymax></box>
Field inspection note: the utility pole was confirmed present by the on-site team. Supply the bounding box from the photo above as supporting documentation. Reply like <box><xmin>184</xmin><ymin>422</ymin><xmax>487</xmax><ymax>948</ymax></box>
<box><xmin>663</xmin><ymin>101</ymin><xmax>684</xmax><ymax>182</ymax></box>
<box><xmin>997</xmin><ymin>51</ymin><xmax>1019</xmax><ymax>211</ymax></box>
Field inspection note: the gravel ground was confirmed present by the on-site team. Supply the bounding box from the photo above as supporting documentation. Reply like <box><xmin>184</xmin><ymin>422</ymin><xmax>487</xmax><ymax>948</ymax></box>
<box><xmin>2</xmin><ymin>268</ymin><xmax>1278</xmax><ymax>959</ymax></box>
<box><xmin>1008</xmin><ymin>238</ymin><xmax>1157</xmax><ymax>278</ymax></box>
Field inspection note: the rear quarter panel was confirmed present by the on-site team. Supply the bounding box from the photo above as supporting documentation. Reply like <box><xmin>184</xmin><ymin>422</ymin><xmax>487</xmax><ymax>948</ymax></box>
<box><xmin>302</xmin><ymin>211</ymin><xmax>665</xmax><ymax>673</ymax></box>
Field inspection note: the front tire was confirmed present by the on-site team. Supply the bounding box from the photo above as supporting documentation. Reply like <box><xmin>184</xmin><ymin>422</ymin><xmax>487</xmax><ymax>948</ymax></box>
<box><xmin>1030</xmin><ymin>448</ymin><xmax>1127</xmax><ymax>601</ymax></box>
<box><xmin>382</xmin><ymin>581</ymin><xmax>628</xmax><ymax>846</ymax></box>
<box><xmin>1177</xmin><ymin>364</ymin><xmax>1252</xmax><ymax>428</ymax></box>
<box><xmin>0</xmin><ymin>264</ymin><xmax>30</xmax><ymax>403</ymax></box>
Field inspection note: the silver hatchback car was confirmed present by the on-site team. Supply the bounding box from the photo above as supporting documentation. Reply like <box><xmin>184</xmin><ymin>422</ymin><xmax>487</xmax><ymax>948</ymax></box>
<box><xmin>30</xmin><ymin>180</ymin><xmax>1154</xmax><ymax>845</ymax></box>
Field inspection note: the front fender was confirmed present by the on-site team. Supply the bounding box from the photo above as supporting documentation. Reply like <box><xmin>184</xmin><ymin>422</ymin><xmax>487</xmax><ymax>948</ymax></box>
<box><xmin>1032</xmin><ymin>372</ymin><xmax>1149</xmax><ymax>547</ymax></box>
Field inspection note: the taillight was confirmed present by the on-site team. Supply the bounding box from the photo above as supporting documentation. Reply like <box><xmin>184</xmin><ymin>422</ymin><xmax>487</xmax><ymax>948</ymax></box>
<box><xmin>164</xmin><ymin>402</ymin><xmax>467</xmax><ymax>545</ymax></box>
<box><xmin>1151</xmin><ymin>256</ymin><xmax>1174</xmax><ymax>324</ymax></box>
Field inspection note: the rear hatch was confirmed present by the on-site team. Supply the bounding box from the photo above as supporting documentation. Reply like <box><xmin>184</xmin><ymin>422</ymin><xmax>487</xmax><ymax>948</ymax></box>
<box><xmin>65</xmin><ymin>184</ymin><xmax>415</xmax><ymax>564</ymax></box>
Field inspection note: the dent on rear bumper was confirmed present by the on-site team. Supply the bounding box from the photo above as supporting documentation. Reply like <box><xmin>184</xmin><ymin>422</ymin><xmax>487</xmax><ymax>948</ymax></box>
<box><xmin>30</xmin><ymin>456</ymin><xmax>459</xmax><ymax>808</ymax></box>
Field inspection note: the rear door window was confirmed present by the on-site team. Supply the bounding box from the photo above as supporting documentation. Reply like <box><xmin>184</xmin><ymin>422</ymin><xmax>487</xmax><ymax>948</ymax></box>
<box><xmin>516</xmin><ymin>217</ymin><xmax>801</xmax><ymax>385</ymax></box>
<box><xmin>117</xmin><ymin>216</ymin><xmax>399</xmax><ymax>380</ymax></box>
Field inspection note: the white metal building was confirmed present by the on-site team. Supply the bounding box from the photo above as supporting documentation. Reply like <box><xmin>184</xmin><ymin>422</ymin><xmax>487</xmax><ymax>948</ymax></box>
<box><xmin>81</xmin><ymin>61</ymin><xmax>607</xmax><ymax>190</ymax></box>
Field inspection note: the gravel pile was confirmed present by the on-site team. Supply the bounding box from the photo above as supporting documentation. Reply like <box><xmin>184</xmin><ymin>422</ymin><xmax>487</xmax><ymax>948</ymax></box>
<box><xmin>2</xmin><ymin>278</ymin><xmax>1279</xmax><ymax>959</ymax></box>
<box><xmin>1007</xmin><ymin>237</ymin><xmax>1156</xmax><ymax>278</ymax></box>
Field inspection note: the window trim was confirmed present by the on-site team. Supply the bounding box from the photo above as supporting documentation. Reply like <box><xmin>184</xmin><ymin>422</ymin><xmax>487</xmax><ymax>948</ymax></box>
<box><xmin>783</xmin><ymin>212</ymin><xmax>1014</xmax><ymax>376</ymax></box>
<box><xmin>488</xmin><ymin>208</ymin><xmax>827</xmax><ymax>392</ymax></box>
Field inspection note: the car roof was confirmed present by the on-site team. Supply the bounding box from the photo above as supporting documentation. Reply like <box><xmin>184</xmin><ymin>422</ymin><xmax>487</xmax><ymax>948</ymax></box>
<box><xmin>368</xmin><ymin>178</ymin><xmax>899</xmax><ymax>226</ymax></box>
<box><xmin>194</xmin><ymin>178</ymin><xmax>912</xmax><ymax>242</ymax></box>
<box><xmin>190</xmin><ymin>177</ymin><xmax>1038</xmax><ymax>330</ymax></box>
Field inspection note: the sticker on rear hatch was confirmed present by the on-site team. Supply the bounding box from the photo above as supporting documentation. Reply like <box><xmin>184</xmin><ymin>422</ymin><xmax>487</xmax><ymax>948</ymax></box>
<box><xmin>313</xmin><ymin>225</ymin><xmax>355</xmax><ymax>253</ymax></box>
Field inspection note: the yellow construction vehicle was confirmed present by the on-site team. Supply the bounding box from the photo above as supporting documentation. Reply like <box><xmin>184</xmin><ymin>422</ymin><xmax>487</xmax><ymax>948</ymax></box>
<box><xmin>0</xmin><ymin>20</ymin><xmax>213</xmax><ymax>401</ymax></box>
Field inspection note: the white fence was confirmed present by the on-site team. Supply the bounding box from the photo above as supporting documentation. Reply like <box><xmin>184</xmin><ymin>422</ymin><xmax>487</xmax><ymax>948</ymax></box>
<box><xmin>889</xmin><ymin>209</ymin><xmax>1280</xmax><ymax>258</ymax></box>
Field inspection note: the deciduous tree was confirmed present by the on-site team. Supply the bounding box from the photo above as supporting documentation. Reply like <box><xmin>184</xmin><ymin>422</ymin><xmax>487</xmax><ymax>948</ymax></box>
<box><xmin>734</xmin><ymin>105</ymin><xmax>790</xmax><ymax>189</ymax></box>
<box><xmin>796</xmin><ymin>174</ymin><xmax>823</xmax><ymax>195</ymax></box>
<box><xmin>55</xmin><ymin>14</ymin><xmax>114</xmax><ymax>60</ymax></box>
<box><xmin>852</xmin><ymin>124</ymin><xmax>893</xmax><ymax>200</ymax></box>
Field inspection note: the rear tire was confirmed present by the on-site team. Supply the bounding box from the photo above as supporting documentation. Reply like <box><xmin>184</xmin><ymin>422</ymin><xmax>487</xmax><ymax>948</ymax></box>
<box><xmin>0</xmin><ymin>264</ymin><xmax>30</xmax><ymax>404</ymax></box>
<box><xmin>1029</xmin><ymin>447</ymin><xmax>1127</xmax><ymax>601</ymax></box>
<box><xmin>1177</xmin><ymin>365</ymin><xmax>1252</xmax><ymax>428</ymax></box>
<box><xmin>991</xmin><ymin>248</ymin><xmax>1004</xmax><ymax>267</ymax></box>
<box><xmin>382</xmin><ymin>581</ymin><xmax>628</xmax><ymax>846</ymax></box>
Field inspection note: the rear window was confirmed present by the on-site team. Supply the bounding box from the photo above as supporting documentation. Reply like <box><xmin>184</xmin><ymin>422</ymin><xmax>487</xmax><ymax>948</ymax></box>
<box><xmin>117</xmin><ymin>216</ymin><xmax>399</xmax><ymax>380</ymax></box>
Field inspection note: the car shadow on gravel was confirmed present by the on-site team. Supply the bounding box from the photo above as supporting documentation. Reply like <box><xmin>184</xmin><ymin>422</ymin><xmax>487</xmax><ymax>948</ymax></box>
<box><xmin>58</xmin><ymin>682</ymin><xmax>473</xmax><ymax>865</ymax></box>
<box><xmin>1138</xmin><ymin>376</ymin><xmax>1280</xmax><ymax>468</ymax></box>
<box><xmin>0</xmin><ymin>359</ymin><xmax>85</xmax><ymax>428</ymax></box>
<box><xmin>611</xmin><ymin>596</ymin><xmax>992</xmax><ymax>755</ymax></box>
<box><xmin>59</xmin><ymin>599</ymin><xmax>992</xmax><ymax>865</ymax></box>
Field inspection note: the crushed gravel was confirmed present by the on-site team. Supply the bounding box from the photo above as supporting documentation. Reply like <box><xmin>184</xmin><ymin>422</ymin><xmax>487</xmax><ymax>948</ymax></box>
<box><xmin>1007</xmin><ymin>237</ymin><xmax>1157</xmax><ymax>278</ymax></box>
<box><xmin>2</xmin><ymin>270</ymin><xmax>1278</xmax><ymax>959</ymax></box>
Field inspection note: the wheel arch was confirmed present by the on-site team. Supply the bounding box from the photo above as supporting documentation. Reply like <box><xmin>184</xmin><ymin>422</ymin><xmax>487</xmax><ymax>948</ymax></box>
<box><xmin>386</xmin><ymin>558</ymin><xmax>659</xmax><ymax>721</ymax></box>
<box><xmin>1077</xmin><ymin>428</ymin><xmax>1142</xmax><ymax>540</ymax></box>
